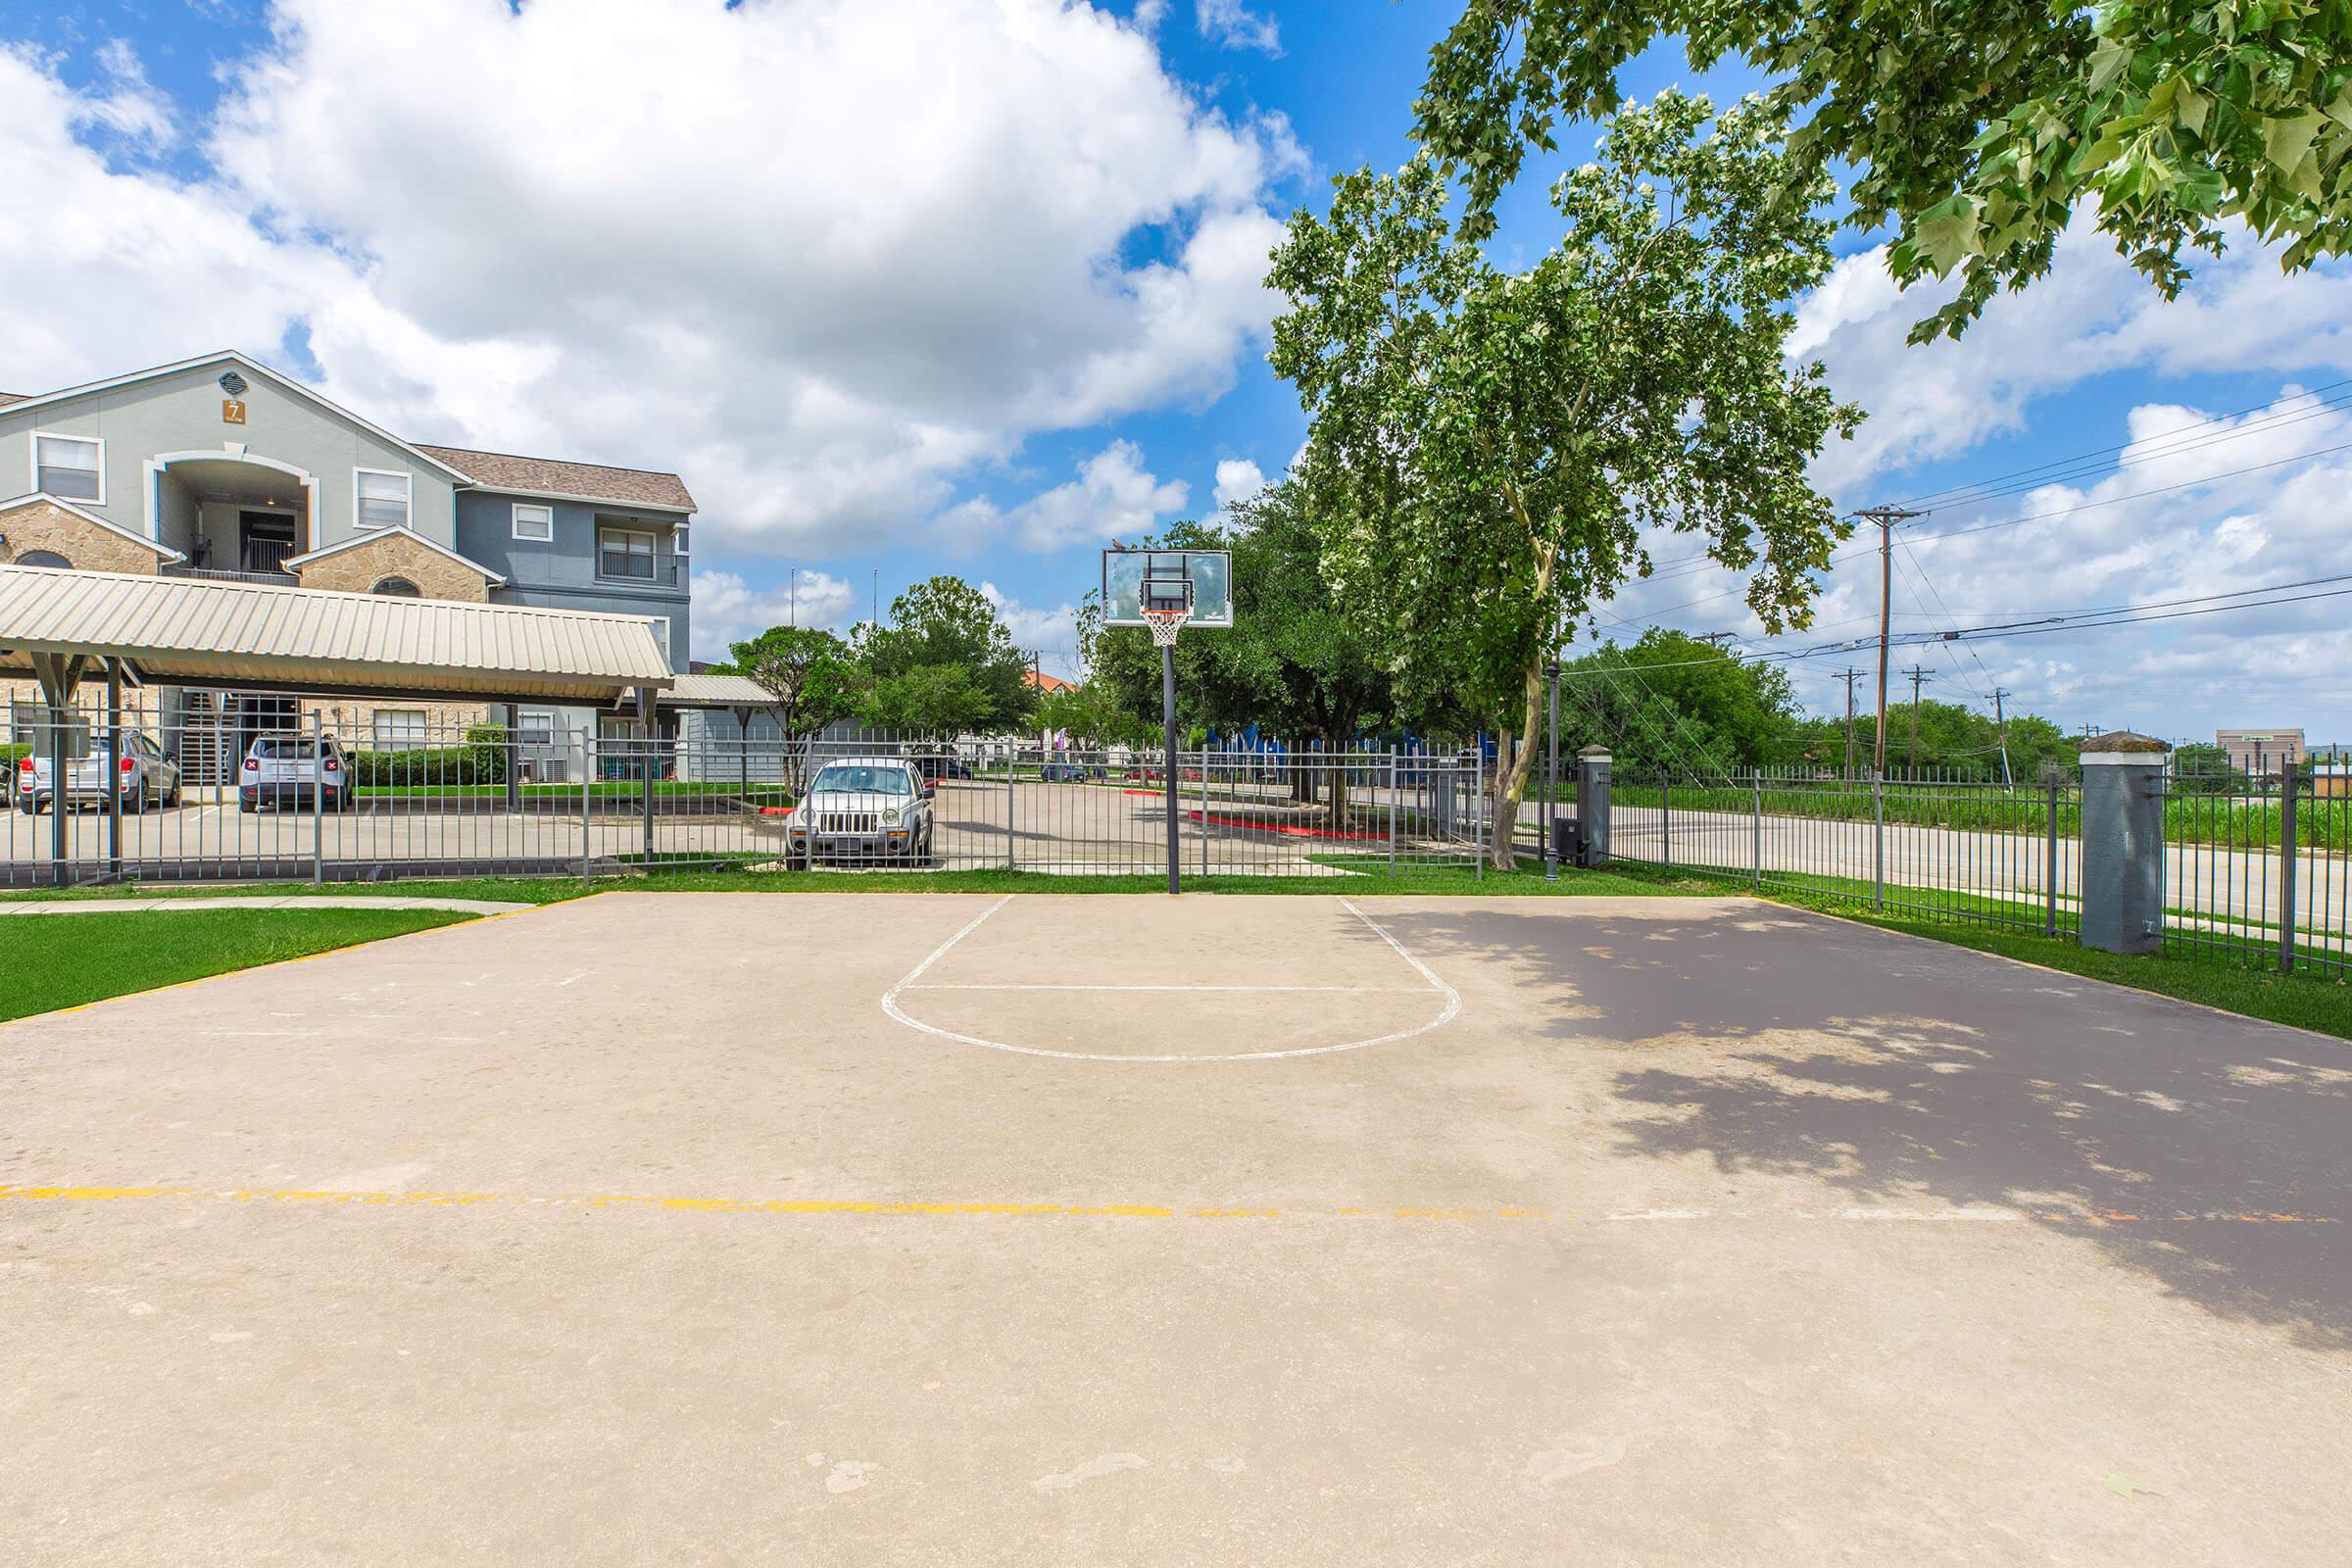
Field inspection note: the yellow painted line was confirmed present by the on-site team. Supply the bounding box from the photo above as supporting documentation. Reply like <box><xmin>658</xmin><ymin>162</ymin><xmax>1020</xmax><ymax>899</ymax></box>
<box><xmin>0</xmin><ymin>1185</ymin><xmax>2330</xmax><ymax>1225</ymax></box>
<box><xmin>0</xmin><ymin>1184</ymin><xmax>1540</xmax><ymax>1222</ymax></box>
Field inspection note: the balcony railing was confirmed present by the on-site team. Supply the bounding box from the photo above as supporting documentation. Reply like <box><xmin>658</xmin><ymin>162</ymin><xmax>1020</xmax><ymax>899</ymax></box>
<box><xmin>162</xmin><ymin>564</ymin><xmax>298</xmax><ymax>586</ymax></box>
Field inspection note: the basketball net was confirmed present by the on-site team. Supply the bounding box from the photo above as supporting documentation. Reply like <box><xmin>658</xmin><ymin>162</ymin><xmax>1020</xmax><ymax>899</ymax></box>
<box><xmin>1140</xmin><ymin>603</ymin><xmax>1190</xmax><ymax>648</ymax></box>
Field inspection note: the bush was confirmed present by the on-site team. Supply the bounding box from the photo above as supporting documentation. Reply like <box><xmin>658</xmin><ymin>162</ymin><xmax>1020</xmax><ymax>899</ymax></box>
<box><xmin>349</xmin><ymin>725</ymin><xmax>511</xmax><ymax>788</ymax></box>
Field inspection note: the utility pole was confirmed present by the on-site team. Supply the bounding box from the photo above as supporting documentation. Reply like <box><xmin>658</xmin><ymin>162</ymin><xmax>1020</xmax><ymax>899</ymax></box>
<box><xmin>1695</xmin><ymin>632</ymin><xmax>1737</xmax><ymax>650</ymax></box>
<box><xmin>1836</xmin><ymin>667</ymin><xmax>1863</xmax><ymax>781</ymax></box>
<box><xmin>1902</xmin><ymin>665</ymin><xmax>1933</xmax><ymax>776</ymax></box>
<box><xmin>789</xmin><ymin>566</ymin><xmax>799</xmax><ymax>628</ymax></box>
<box><xmin>872</xmin><ymin>568</ymin><xmax>879</xmax><ymax>630</ymax></box>
<box><xmin>1853</xmin><ymin>506</ymin><xmax>1924</xmax><ymax>778</ymax></box>
<box><xmin>1990</xmin><ymin>687</ymin><xmax>2014</xmax><ymax>789</ymax></box>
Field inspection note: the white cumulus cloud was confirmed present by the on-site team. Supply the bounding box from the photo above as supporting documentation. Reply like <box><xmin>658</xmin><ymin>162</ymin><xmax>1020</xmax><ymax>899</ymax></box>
<box><xmin>998</xmin><ymin>439</ymin><xmax>1190</xmax><ymax>552</ymax></box>
<box><xmin>1198</xmin><ymin>0</ymin><xmax>1282</xmax><ymax>55</ymax></box>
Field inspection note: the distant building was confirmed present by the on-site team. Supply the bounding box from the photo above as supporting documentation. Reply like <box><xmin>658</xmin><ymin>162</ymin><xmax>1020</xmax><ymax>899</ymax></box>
<box><xmin>2217</xmin><ymin>728</ymin><xmax>2304</xmax><ymax>774</ymax></box>
<box><xmin>1025</xmin><ymin>669</ymin><xmax>1075</xmax><ymax>695</ymax></box>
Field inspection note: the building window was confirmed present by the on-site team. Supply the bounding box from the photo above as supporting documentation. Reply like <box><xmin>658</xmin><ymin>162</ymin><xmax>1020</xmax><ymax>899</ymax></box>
<box><xmin>14</xmin><ymin>550</ymin><xmax>72</xmax><ymax>569</ymax></box>
<box><xmin>513</xmin><ymin>502</ymin><xmax>554</xmax><ymax>542</ymax></box>
<box><xmin>516</xmin><ymin>710</ymin><xmax>557</xmax><ymax>747</ymax></box>
<box><xmin>672</xmin><ymin>523</ymin><xmax>690</xmax><ymax>556</ymax></box>
<box><xmin>646</xmin><ymin>615</ymin><xmax>670</xmax><ymax>663</ymax></box>
<box><xmin>599</xmin><ymin>524</ymin><xmax>656</xmax><ymax>581</ymax></box>
<box><xmin>356</xmin><ymin>468</ymin><xmax>412</xmax><ymax>529</ymax></box>
<box><xmin>372</xmin><ymin>710</ymin><xmax>428</xmax><ymax>751</ymax></box>
<box><xmin>34</xmin><ymin>434</ymin><xmax>103</xmax><ymax>503</ymax></box>
<box><xmin>371</xmin><ymin>575</ymin><xmax>421</xmax><ymax>597</ymax></box>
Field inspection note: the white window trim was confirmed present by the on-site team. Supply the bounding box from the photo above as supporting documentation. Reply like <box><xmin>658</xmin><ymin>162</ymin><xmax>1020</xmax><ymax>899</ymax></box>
<box><xmin>598</xmin><ymin>523</ymin><xmax>658</xmax><ymax>582</ymax></box>
<box><xmin>516</xmin><ymin>709</ymin><xmax>558</xmax><ymax>746</ymax></box>
<box><xmin>371</xmin><ymin>709</ymin><xmax>429</xmax><ymax>751</ymax></box>
<box><xmin>353</xmin><ymin>466</ymin><xmax>413</xmax><ymax>530</ymax></box>
<box><xmin>33</xmin><ymin>432</ymin><xmax>106</xmax><ymax>507</ymax></box>
<box><xmin>645</xmin><ymin>615</ymin><xmax>670</xmax><ymax>664</ymax></box>
<box><xmin>672</xmin><ymin>522</ymin><xmax>690</xmax><ymax>556</ymax></box>
<box><xmin>512</xmin><ymin>501</ymin><xmax>555</xmax><ymax>542</ymax></box>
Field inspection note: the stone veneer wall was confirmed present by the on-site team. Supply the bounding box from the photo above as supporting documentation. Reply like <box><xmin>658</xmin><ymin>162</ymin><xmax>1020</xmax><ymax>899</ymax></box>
<box><xmin>0</xmin><ymin>499</ymin><xmax>166</xmax><ymax>575</ymax></box>
<box><xmin>291</xmin><ymin>531</ymin><xmax>491</xmax><ymax>603</ymax></box>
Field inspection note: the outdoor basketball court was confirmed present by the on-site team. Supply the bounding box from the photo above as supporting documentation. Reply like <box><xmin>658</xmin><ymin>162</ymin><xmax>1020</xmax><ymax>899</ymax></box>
<box><xmin>3</xmin><ymin>891</ymin><xmax>2346</xmax><ymax>1563</ymax></box>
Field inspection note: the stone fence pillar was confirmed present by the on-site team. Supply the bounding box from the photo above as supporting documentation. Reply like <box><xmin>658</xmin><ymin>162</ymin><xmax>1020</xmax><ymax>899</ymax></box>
<box><xmin>2077</xmin><ymin>732</ymin><xmax>2170</xmax><ymax>956</ymax></box>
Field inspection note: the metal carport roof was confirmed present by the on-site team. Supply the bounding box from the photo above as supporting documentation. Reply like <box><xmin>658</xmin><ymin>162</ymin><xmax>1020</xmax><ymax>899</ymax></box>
<box><xmin>0</xmin><ymin>565</ymin><xmax>673</xmax><ymax>703</ymax></box>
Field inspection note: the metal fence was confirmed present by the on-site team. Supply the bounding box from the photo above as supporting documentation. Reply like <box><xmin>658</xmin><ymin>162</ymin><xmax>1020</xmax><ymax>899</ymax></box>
<box><xmin>1576</xmin><ymin>761</ymin><xmax>2344</xmax><ymax>979</ymax></box>
<box><xmin>4</xmin><ymin>701</ymin><xmax>1483</xmax><ymax>887</ymax></box>
<box><xmin>2163</xmin><ymin>754</ymin><xmax>2349</xmax><ymax>980</ymax></box>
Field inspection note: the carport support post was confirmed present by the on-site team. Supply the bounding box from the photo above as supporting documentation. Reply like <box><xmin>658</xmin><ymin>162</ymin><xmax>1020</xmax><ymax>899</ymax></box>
<box><xmin>32</xmin><ymin>651</ymin><xmax>85</xmax><ymax>888</ymax></box>
<box><xmin>1162</xmin><ymin>645</ymin><xmax>1178</xmax><ymax>895</ymax></box>
<box><xmin>580</xmin><ymin>726</ymin><xmax>593</xmax><ymax>885</ymax></box>
<box><xmin>2076</xmin><ymin>732</ymin><xmax>2171</xmax><ymax>956</ymax></box>
<box><xmin>310</xmin><ymin>709</ymin><xmax>324</xmax><ymax>886</ymax></box>
<box><xmin>503</xmin><ymin>703</ymin><xmax>522</xmax><ymax>814</ymax></box>
<box><xmin>105</xmin><ymin>660</ymin><xmax>123</xmax><ymax>878</ymax></box>
<box><xmin>1574</xmin><ymin>747</ymin><xmax>1611</xmax><ymax>866</ymax></box>
<box><xmin>638</xmin><ymin>688</ymin><xmax>657</xmax><ymax>866</ymax></box>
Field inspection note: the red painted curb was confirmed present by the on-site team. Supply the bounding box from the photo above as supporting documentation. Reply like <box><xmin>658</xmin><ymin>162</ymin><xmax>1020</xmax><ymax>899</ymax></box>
<box><xmin>1118</xmin><ymin>789</ymin><xmax>1383</xmax><ymax>842</ymax></box>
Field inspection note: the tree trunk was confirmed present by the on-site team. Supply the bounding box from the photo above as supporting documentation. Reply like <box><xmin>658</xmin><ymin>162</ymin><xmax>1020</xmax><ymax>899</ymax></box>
<box><xmin>1488</xmin><ymin>659</ymin><xmax>1545</xmax><ymax>870</ymax></box>
<box><xmin>1325</xmin><ymin>730</ymin><xmax>1349</xmax><ymax>831</ymax></box>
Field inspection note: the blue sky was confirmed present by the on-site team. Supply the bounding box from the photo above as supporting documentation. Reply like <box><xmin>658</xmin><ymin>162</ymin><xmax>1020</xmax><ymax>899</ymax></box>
<box><xmin>5</xmin><ymin>0</ymin><xmax>2349</xmax><ymax>742</ymax></box>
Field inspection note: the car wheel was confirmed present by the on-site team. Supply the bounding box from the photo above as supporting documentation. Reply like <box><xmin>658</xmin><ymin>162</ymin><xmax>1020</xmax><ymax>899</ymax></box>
<box><xmin>15</xmin><ymin>799</ymin><xmax>32</xmax><ymax>815</ymax></box>
<box><xmin>127</xmin><ymin>782</ymin><xmax>148</xmax><ymax>815</ymax></box>
<box><xmin>239</xmin><ymin>796</ymin><xmax>257</xmax><ymax>814</ymax></box>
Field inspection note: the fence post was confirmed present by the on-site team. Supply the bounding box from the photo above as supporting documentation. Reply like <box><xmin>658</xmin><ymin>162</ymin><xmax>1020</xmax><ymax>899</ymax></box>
<box><xmin>1872</xmin><ymin>772</ymin><xmax>1885</xmax><ymax>910</ymax></box>
<box><xmin>310</xmin><ymin>709</ymin><xmax>324</xmax><ymax>886</ymax></box>
<box><xmin>2044</xmin><ymin>782</ymin><xmax>2059</xmax><ymax>938</ymax></box>
<box><xmin>1473</xmin><ymin>747</ymin><xmax>1485</xmax><ymax>882</ymax></box>
<box><xmin>581</xmin><ymin>727</ymin><xmax>593</xmax><ymax>885</ymax></box>
<box><xmin>2076</xmin><ymin>732</ymin><xmax>2171</xmax><ymax>956</ymax></box>
<box><xmin>2279</xmin><ymin>759</ymin><xmax>2299</xmax><ymax>974</ymax></box>
<box><xmin>1388</xmin><ymin>747</ymin><xmax>1399</xmax><ymax>878</ymax></box>
<box><xmin>1661</xmin><ymin>776</ymin><xmax>1672</xmax><ymax>867</ymax></box>
<box><xmin>1200</xmin><ymin>747</ymin><xmax>1211</xmax><ymax>878</ymax></box>
<box><xmin>1005</xmin><ymin>744</ymin><xmax>1016</xmax><ymax>871</ymax></box>
<box><xmin>1751</xmin><ymin>774</ymin><xmax>1762</xmax><ymax>889</ymax></box>
<box><xmin>1574</xmin><ymin>747</ymin><xmax>1611</xmax><ymax>865</ymax></box>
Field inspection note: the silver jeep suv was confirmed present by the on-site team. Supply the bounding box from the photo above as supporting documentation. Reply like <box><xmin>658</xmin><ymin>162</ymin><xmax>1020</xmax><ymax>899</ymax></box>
<box><xmin>786</xmin><ymin>758</ymin><xmax>934</xmax><ymax>863</ymax></box>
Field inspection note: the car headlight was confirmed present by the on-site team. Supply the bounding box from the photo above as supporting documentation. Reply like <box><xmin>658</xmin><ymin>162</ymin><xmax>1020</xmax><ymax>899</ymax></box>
<box><xmin>882</xmin><ymin>808</ymin><xmax>903</xmax><ymax>826</ymax></box>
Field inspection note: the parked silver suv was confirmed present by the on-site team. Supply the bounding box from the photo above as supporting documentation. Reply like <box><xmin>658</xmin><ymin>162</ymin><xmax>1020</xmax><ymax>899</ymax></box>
<box><xmin>240</xmin><ymin>734</ymin><xmax>354</xmax><ymax>813</ymax></box>
<box><xmin>786</xmin><ymin>758</ymin><xmax>934</xmax><ymax>863</ymax></box>
<box><xmin>15</xmin><ymin>727</ymin><xmax>182</xmax><ymax>814</ymax></box>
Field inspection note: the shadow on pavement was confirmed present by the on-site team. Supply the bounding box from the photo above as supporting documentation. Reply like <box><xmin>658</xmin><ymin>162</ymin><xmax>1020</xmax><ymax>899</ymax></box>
<box><xmin>1376</xmin><ymin>901</ymin><xmax>2352</xmax><ymax>1351</ymax></box>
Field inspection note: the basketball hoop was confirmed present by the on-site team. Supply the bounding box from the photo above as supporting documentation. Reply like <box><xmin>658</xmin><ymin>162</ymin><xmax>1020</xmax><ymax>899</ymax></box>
<box><xmin>1140</xmin><ymin>602</ymin><xmax>1190</xmax><ymax>647</ymax></box>
<box><xmin>1138</xmin><ymin>573</ymin><xmax>1194</xmax><ymax>647</ymax></box>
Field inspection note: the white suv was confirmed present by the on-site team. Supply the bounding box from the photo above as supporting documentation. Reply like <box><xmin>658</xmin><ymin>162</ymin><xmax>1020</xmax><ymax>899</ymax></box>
<box><xmin>240</xmin><ymin>734</ymin><xmax>354</xmax><ymax>813</ymax></box>
<box><xmin>786</xmin><ymin>758</ymin><xmax>934</xmax><ymax>863</ymax></box>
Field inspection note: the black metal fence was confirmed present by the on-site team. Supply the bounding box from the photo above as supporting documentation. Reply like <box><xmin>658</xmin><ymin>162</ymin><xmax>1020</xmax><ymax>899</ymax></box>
<box><xmin>1580</xmin><ymin>760</ymin><xmax>2344</xmax><ymax>979</ymax></box>
<box><xmin>4</xmin><ymin>703</ymin><xmax>1484</xmax><ymax>887</ymax></box>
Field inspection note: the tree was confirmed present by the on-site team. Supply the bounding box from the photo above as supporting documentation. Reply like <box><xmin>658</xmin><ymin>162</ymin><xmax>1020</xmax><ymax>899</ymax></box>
<box><xmin>1035</xmin><ymin>681</ymin><xmax>1154</xmax><ymax>751</ymax></box>
<box><xmin>863</xmin><ymin>663</ymin><xmax>995</xmax><ymax>735</ymax></box>
<box><xmin>1414</xmin><ymin>0</ymin><xmax>2352</xmax><ymax>342</ymax></box>
<box><xmin>857</xmin><ymin>575</ymin><xmax>1035</xmax><ymax>734</ymax></box>
<box><xmin>728</xmin><ymin>625</ymin><xmax>862</xmax><ymax>794</ymax></box>
<box><xmin>1270</xmin><ymin>92</ymin><xmax>1859</xmax><ymax>866</ymax></box>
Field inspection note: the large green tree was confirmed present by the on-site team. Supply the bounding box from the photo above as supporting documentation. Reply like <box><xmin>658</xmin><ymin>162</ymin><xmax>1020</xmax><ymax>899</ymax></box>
<box><xmin>857</xmin><ymin>575</ymin><xmax>1036</xmax><ymax>735</ymax></box>
<box><xmin>1416</xmin><ymin>0</ymin><xmax>2352</xmax><ymax>341</ymax></box>
<box><xmin>727</xmin><ymin>624</ymin><xmax>863</xmax><ymax>793</ymax></box>
<box><xmin>1270</xmin><ymin>92</ymin><xmax>1858</xmax><ymax>865</ymax></box>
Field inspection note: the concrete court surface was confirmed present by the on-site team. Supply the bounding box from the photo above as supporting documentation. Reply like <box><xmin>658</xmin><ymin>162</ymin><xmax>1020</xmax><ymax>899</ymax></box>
<box><xmin>0</xmin><ymin>892</ymin><xmax>2346</xmax><ymax>1565</ymax></box>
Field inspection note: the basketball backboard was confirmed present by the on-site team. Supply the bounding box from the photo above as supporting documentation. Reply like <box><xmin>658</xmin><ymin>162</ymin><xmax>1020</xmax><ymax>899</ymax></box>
<box><xmin>1101</xmin><ymin>549</ymin><xmax>1233</xmax><ymax>629</ymax></box>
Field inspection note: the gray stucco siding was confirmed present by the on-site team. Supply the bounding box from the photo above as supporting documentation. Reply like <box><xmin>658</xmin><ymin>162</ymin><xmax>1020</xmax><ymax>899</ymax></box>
<box><xmin>458</xmin><ymin>490</ymin><xmax>690</xmax><ymax>669</ymax></box>
<box><xmin>0</xmin><ymin>362</ymin><xmax>459</xmax><ymax>552</ymax></box>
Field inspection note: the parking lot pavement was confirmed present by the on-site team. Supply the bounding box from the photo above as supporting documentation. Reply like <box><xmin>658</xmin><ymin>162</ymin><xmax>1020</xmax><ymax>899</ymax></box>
<box><xmin>1</xmin><ymin>892</ymin><xmax>2345</xmax><ymax>1563</ymax></box>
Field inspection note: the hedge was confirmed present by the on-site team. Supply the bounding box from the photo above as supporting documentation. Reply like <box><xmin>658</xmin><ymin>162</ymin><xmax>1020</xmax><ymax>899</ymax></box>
<box><xmin>347</xmin><ymin>724</ymin><xmax>511</xmax><ymax>787</ymax></box>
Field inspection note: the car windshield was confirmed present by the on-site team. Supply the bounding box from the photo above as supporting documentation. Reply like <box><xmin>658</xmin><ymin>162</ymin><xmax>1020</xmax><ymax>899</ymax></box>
<box><xmin>808</xmin><ymin>764</ymin><xmax>913</xmax><ymax>797</ymax></box>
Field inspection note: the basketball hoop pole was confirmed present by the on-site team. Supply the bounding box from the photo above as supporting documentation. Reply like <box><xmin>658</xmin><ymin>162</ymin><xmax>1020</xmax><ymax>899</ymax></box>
<box><xmin>1162</xmin><ymin>642</ymin><xmax>1179</xmax><ymax>894</ymax></box>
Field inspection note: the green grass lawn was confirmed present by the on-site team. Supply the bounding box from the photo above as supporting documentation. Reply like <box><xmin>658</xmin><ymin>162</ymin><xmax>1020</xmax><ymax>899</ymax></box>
<box><xmin>0</xmin><ymin>907</ymin><xmax>476</xmax><ymax>1022</ymax></box>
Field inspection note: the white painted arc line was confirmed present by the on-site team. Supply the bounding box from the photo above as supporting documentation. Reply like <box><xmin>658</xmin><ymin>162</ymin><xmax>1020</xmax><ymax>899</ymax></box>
<box><xmin>901</xmin><ymin>983</ymin><xmax>1438</xmax><ymax>994</ymax></box>
<box><xmin>879</xmin><ymin>896</ymin><xmax>1462</xmax><ymax>1063</ymax></box>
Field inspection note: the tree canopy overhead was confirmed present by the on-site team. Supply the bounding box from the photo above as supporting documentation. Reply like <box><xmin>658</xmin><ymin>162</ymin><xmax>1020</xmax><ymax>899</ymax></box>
<box><xmin>1415</xmin><ymin>0</ymin><xmax>2352</xmax><ymax>341</ymax></box>
<box><xmin>1269</xmin><ymin>90</ymin><xmax>1859</xmax><ymax>863</ymax></box>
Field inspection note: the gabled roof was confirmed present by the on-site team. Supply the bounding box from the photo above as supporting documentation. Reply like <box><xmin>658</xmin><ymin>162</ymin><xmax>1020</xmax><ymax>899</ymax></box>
<box><xmin>415</xmin><ymin>444</ymin><xmax>696</xmax><ymax>514</ymax></box>
<box><xmin>0</xmin><ymin>352</ymin><xmax>475</xmax><ymax>482</ymax></box>
<box><xmin>657</xmin><ymin>671</ymin><xmax>779</xmax><ymax>708</ymax></box>
<box><xmin>0</xmin><ymin>564</ymin><xmax>672</xmax><ymax>702</ymax></box>
<box><xmin>281</xmin><ymin>524</ymin><xmax>509</xmax><ymax>586</ymax></box>
<box><xmin>0</xmin><ymin>492</ymin><xmax>187</xmax><ymax>563</ymax></box>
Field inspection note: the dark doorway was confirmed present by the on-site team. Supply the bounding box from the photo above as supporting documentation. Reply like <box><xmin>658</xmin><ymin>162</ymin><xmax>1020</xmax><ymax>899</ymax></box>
<box><xmin>239</xmin><ymin>512</ymin><xmax>298</xmax><ymax>574</ymax></box>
